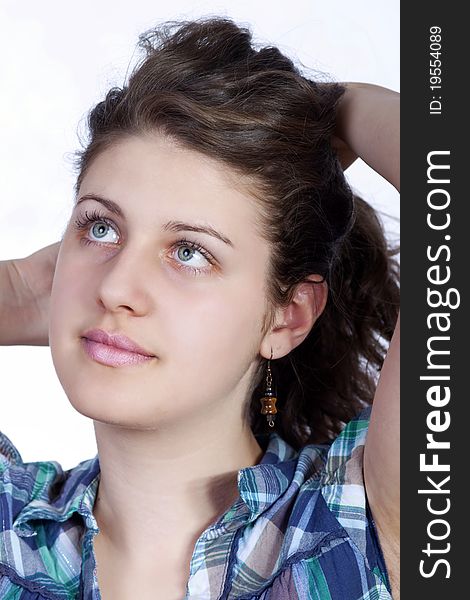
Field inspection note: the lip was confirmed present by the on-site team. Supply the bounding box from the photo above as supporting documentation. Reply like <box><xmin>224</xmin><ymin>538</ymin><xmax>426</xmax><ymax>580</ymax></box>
<box><xmin>81</xmin><ymin>328</ymin><xmax>156</xmax><ymax>367</ymax></box>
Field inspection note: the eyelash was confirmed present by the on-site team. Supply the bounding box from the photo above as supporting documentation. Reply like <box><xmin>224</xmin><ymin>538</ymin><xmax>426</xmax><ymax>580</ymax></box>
<box><xmin>72</xmin><ymin>209</ymin><xmax>216</xmax><ymax>276</ymax></box>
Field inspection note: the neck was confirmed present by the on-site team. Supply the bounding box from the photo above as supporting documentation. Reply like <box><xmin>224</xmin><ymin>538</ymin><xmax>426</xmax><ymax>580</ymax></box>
<box><xmin>91</xmin><ymin>407</ymin><xmax>263</xmax><ymax>564</ymax></box>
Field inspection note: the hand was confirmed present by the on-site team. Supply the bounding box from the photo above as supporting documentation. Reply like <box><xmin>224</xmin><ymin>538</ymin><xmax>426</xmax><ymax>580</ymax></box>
<box><xmin>1</xmin><ymin>241</ymin><xmax>61</xmax><ymax>346</ymax></box>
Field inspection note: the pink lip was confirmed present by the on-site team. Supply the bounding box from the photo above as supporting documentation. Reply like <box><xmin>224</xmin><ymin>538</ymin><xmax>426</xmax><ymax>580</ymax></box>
<box><xmin>81</xmin><ymin>328</ymin><xmax>156</xmax><ymax>367</ymax></box>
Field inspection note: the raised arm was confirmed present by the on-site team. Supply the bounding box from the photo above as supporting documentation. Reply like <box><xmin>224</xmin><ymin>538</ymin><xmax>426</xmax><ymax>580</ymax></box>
<box><xmin>334</xmin><ymin>83</ymin><xmax>400</xmax><ymax>590</ymax></box>
<box><xmin>0</xmin><ymin>242</ymin><xmax>60</xmax><ymax>346</ymax></box>
<box><xmin>334</xmin><ymin>82</ymin><xmax>400</xmax><ymax>191</ymax></box>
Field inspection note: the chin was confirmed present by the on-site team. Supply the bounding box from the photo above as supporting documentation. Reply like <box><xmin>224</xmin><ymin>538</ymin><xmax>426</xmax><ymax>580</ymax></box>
<box><xmin>65</xmin><ymin>388</ymin><xmax>156</xmax><ymax>428</ymax></box>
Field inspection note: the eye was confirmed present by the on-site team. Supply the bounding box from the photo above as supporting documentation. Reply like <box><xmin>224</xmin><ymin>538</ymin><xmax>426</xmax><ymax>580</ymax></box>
<box><xmin>88</xmin><ymin>221</ymin><xmax>119</xmax><ymax>244</ymax></box>
<box><xmin>171</xmin><ymin>239</ymin><xmax>215</xmax><ymax>276</ymax></box>
<box><xmin>73</xmin><ymin>211</ymin><xmax>216</xmax><ymax>276</ymax></box>
<box><xmin>73</xmin><ymin>210</ymin><xmax>119</xmax><ymax>245</ymax></box>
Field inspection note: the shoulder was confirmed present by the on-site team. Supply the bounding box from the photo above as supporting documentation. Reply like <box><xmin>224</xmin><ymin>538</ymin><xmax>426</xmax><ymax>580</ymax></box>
<box><xmin>253</xmin><ymin>554</ymin><xmax>392</xmax><ymax>600</ymax></box>
<box><xmin>293</xmin><ymin>406</ymin><xmax>382</xmax><ymax>561</ymax></box>
<box><xmin>319</xmin><ymin>405</ymin><xmax>371</xmax><ymax>517</ymax></box>
<box><xmin>0</xmin><ymin>430</ymin><xmax>67</xmax><ymax>532</ymax></box>
<box><xmin>0</xmin><ymin>429</ymin><xmax>67</xmax><ymax>488</ymax></box>
<box><xmin>294</xmin><ymin>406</ymin><xmax>392</xmax><ymax>596</ymax></box>
<box><xmin>0</xmin><ymin>430</ymin><xmax>100</xmax><ymax>597</ymax></box>
<box><xmin>0</xmin><ymin>430</ymin><xmax>24</xmax><ymax>468</ymax></box>
<box><xmin>227</xmin><ymin>410</ymin><xmax>393</xmax><ymax>599</ymax></box>
<box><xmin>0</xmin><ymin>432</ymin><xmax>99</xmax><ymax>536</ymax></box>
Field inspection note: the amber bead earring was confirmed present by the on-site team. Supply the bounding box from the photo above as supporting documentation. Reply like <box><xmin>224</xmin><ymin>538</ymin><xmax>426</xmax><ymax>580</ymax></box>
<box><xmin>259</xmin><ymin>348</ymin><xmax>278</xmax><ymax>428</ymax></box>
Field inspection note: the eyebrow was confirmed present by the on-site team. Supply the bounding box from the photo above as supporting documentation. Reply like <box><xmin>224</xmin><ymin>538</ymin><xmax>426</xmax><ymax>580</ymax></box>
<box><xmin>76</xmin><ymin>193</ymin><xmax>234</xmax><ymax>248</ymax></box>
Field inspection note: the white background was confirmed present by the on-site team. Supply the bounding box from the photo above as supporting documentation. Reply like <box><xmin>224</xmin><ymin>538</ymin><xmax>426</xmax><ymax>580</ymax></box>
<box><xmin>0</xmin><ymin>0</ymin><xmax>399</xmax><ymax>469</ymax></box>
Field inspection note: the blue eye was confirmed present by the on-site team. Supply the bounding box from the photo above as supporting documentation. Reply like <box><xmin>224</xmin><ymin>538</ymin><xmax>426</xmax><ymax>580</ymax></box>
<box><xmin>73</xmin><ymin>210</ymin><xmax>119</xmax><ymax>244</ymax></box>
<box><xmin>90</xmin><ymin>221</ymin><xmax>119</xmax><ymax>243</ymax></box>
<box><xmin>173</xmin><ymin>241</ymin><xmax>213</xmax><ymax>274</ymax></box>
<box><xmin>176</xmin><ymin>244</ymin><xmax>206</xmax><ymax>265</ymax></box>
<box><xmin>73</xmin><ymin>209</ymin><xmax>217</xmax><ymax>276</ymax></box>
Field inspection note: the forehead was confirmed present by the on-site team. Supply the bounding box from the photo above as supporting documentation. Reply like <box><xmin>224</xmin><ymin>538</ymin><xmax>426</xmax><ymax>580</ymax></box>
<box><xmin>77</xmin><ymin>134</ymin><xmax>263</xmax><ymax>236</ymax></box>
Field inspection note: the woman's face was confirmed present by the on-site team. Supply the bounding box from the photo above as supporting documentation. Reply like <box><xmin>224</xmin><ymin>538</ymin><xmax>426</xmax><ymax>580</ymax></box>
<box><xmin>49</xmin><ymin>134</ymin><xmax>273</xmax><ymax>430</ymax></box>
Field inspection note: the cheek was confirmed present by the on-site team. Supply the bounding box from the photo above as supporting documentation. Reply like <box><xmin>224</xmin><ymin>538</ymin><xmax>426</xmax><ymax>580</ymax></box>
<box><xmin>166</xmin><ymin>280</ymin><xmax>265</xmax><ymax>372</ymax></box>
<box><xmin>49</xmin><ymin>253</ymin><xmax>91</xmax><ymax>341</ymax></box>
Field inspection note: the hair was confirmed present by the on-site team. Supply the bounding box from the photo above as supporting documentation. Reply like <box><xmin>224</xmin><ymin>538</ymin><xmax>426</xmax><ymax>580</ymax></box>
<box><xmin>74</xmin><ymin>17</ymin><xmax>400</xmax><ymax>450</ymax></box>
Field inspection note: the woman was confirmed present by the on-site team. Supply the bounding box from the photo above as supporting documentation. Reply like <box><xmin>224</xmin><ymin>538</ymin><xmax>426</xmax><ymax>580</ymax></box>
<box><xmin>0</xmin><ymin>17</ymin><xmax>399</xmax><ymax>600</ymax></box>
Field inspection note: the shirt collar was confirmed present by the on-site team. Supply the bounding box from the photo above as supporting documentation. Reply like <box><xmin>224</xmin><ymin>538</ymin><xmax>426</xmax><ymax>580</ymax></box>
<box><xmin>237</xmin><ymin>431</ymin><xmax>298</xmax><ymax>516</ymax></box>
<box><xmin>13</xmin><ymin>431</ymin><xmax>299</xmax><ymax>537</ymax></box>
<box><xmin>13</xmin><ymin>456</ymin><xmax>101</xmax><ymax>537</ymax></box>
<box><xmin>202</xmin><ymin>432</ymin><xmax>300</xmax><ymax>535</ymax></box>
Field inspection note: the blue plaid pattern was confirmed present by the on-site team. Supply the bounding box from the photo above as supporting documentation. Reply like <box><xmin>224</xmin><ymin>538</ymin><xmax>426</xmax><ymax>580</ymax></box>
<box><xmin>0</xmin><ymin>406</ymin><xmax>392</xmax><ymax>599</ymax></box>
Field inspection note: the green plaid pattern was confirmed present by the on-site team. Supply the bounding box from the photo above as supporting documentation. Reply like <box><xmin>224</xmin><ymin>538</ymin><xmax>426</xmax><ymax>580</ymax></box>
<box><xmin>0</xmin><ymin>406</ymin><xmax>392</xmax><ymax>599</ymax></box>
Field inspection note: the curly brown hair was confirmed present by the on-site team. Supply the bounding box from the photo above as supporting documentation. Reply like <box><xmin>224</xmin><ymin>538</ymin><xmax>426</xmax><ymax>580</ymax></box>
<box><xmin>73</xmin><ymin>17</ymin><xmax>400</xmax><ymax>450</ymax></box>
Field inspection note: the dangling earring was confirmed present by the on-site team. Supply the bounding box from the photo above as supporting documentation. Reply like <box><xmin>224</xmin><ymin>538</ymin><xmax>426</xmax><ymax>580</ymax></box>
<box><xmin>259</xmin><ymin>348</ymin><xmax>277</xmax><ymax>428</ymax></box>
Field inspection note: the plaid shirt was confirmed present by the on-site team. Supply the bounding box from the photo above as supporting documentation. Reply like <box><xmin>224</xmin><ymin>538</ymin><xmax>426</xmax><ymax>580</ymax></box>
<box><xmin>0</xmin><ymin>406</ymin><xmax>392</xmax><ymax>599</ymax></box>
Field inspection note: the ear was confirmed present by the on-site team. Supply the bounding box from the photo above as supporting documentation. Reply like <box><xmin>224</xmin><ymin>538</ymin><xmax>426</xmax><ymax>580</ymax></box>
<box><xmin>260</xmin><ymin>275</ymin><xmax>328</xmax><ymax>360</ymax></box>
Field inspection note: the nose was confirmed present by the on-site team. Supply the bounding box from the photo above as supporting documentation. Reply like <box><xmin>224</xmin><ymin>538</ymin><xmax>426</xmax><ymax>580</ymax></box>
<box><xmin>95</xmin><ymin>246</ymin><xmax>153</xmax><ymax>316</ymax></box>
